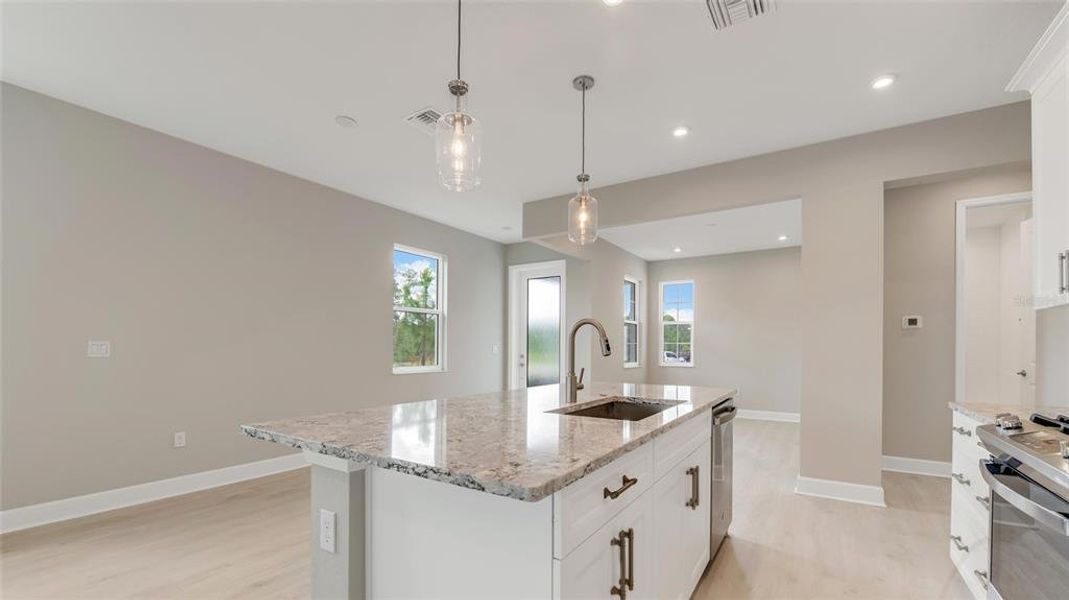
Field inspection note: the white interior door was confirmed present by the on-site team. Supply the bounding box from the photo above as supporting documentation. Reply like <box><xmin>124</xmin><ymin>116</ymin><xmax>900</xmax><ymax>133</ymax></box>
<box><xmin>509</xmin><ymin>261</ymin><xmax>565</xmax><ymax>389</ymax></box>
<box><xmin>1019</xmin><ymin>218</ymin><xmax>1037</xmax><ymax>404</ymax></box>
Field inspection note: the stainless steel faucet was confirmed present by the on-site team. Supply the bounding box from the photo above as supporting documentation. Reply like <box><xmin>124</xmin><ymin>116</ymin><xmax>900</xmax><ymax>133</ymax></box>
<box><xmin>566</xmin><ymin>318</ymin><xmax>612</xmax><ymax>403</ymax></box>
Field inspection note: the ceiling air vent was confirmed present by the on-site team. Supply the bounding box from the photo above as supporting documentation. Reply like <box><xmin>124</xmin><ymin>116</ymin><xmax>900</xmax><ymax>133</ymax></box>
<box><xmin>705</xmin><ymin>0</ymin><xmax>776</xmax><ymax>31</ymax></box>
<box><xmin>403</xmin><ymin>107</ymin><xmax>443</xmax><ymax>136</ymax></box>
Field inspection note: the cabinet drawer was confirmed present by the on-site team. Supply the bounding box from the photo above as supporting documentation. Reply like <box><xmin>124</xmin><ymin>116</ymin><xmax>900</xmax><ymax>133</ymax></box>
<box><xmin>951</xmin><ymin>411</ymin><xmax>985</xmax><ymax>444</ymax></box>
<box><xmin>555</xmin><ymin>488</ymin><xmax>654</xmax><ymax>600</ymax></box>
<box><xmin>949</xmin><ymin>485</ymin><xmax>989</xmax><ymax>571</ymax></box>
<box><xmin>951</xmin><ymin>448</ymin><xmax>990</xmax><ymax>501</ymax></box>
<box><xmin>554</xmin><ymin>443</ymin><xmax>653</xmax><ymax>559</ymax></box>
<box><xmin>653</xmin><ymin>413</ymin><xmax>711</xmax><ymax>481</ymax></box>
<box><xmin>950</xmin><ymin>487</ymin><xmax>990</xmax><ymax>600</ymax></box>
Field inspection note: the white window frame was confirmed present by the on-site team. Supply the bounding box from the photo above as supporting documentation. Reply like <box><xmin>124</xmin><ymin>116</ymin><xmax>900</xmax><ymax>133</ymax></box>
<box><xmin>659</xmin><ymin>279</ymin><xmax>695</xmax><ymax>368</ymax></box>
<box><xmin>623</xmin><ymin>275</ymin><xmax>642</xmax><ymax>369</ymax></box>
<box><xmin>392</xmin><ymin>243</ymin><xmax>447</xmax><ymax>374</ymax></box>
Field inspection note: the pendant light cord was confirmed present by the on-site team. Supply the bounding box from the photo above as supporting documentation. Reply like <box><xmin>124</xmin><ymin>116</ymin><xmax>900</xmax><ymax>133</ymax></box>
<box><xmin>581</xmin><ymin>85</ymin><xmax>586</xmax><ymax>176</ymax></box>
<box><xmin>456</xmin><ymin>0</ymin><xmax>462</xmax><ymax>81</ymax></box>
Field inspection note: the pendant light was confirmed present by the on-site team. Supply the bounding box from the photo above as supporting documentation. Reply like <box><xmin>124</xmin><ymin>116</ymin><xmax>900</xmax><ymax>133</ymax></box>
<box><xmin>436</xmin><ymin>0</ymin><xmax>481</xmax><ymax>191</ymax></box>
<box><xmin>568</xmin><ymin>75</ymin><xmax>598</xmax><ymax>245</ymax></box>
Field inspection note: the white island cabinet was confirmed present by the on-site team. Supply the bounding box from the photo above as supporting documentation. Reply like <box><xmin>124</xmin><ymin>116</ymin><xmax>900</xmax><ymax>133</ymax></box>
<box><xmin>242</xmin><ymin>382</ymin><xmax>736</xmax><ymax>600</ymax></box>
<box><xmin>1009</xmin><ymin>2</ymin><xmax>1069</xmax><ymax>309</ymax></box>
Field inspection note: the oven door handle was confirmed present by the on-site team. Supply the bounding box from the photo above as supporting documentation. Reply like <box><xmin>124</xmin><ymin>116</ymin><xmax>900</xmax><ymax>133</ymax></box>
<box><xmin>980</xmin><ymin>459</ymin><xmax>1069</xmax><ymax>536</ymax></box>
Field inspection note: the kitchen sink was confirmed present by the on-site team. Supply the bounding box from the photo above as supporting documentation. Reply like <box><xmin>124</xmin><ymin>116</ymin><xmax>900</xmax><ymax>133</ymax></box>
<box><xmin>549</xmin><ymin>396</ymin><xmax>682</xmax><ymax>422</ymax></box>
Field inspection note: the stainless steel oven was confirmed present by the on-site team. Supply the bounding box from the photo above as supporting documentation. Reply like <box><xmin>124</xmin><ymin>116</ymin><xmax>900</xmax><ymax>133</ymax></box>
<box><xmin>981</xmin><ymin>458</ymin><xmax>1069</xmax><ymax>599</ymax></box>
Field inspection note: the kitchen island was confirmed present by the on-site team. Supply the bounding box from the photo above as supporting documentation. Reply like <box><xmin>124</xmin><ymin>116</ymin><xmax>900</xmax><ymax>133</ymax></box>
<box><xmin>242</xmin><ymin>382</ymin><xmax>736</xmax><ymax>599</ymax></box>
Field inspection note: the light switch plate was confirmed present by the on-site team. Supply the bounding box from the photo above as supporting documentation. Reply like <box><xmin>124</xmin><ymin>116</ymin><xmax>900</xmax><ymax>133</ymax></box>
<box><xmin>87</xmin><ymin>340</ymin><xmax>111</xmax><ymax>358</ymax></box>
<box><xmin>319</xmin><ymin>509</ymin><xmax>336</xmax><ymax>553</ymax></box>
<box><xmin>173</xmin><ymin>431</ymin><xmax>186</xmax><ymax>448</ymax></box>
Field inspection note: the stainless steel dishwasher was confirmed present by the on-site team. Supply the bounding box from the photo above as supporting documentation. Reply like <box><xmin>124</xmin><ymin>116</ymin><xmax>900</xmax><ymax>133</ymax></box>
<box><xmin>711</xmin><ymin>400</ymin><xmax>736</xmax><ymax>558</ymax></box>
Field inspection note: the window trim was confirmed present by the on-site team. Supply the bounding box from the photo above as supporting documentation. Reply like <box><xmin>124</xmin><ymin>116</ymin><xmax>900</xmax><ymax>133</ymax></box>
<box><xmin>658</xmin><ymin>279</ymin><xmax>695</xmax><ymax>368</ymax></box>
<box><xmin>623</xmin><ymin>275</ymin><xmax>642</xmax><ymax>369</ymax></box>
<box><xmin>392</xmin><ymin>243</ymin><xmax>447</xmax><ymax>375</ymax></box>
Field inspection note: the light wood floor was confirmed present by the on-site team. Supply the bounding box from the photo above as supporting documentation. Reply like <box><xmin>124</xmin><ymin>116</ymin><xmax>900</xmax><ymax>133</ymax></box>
<box><xmin>1</xmin><ymin>420</ymin><xmax>970</xmax><ymax>599</ymax></box>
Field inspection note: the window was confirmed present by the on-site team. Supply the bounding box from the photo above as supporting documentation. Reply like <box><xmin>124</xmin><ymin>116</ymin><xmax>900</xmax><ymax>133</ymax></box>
<box><xmin>392</xmin><ymin>245</ymin><xmax>445</xmax><ymax>373</ymax></box>
<box><xmin>623</xmin><ymin>277</ymin><xmax>640</xmax><ymax>368</ymax></box>
<box><xmin>660</xmin><ymin>280</ymin><xmax>694</xmax><ymax>367</ymax></box>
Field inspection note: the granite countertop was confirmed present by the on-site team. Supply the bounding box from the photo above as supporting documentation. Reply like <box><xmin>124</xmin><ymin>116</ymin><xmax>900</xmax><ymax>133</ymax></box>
<box><xmin>949</xmin><ymin>401</ymin><xmax>1069</xmax><ymax>424</ymax></box>
<box><xmin>242</xmin><ymin>382</ymin><xmax>736</xmax><ymax>502</ymax></box>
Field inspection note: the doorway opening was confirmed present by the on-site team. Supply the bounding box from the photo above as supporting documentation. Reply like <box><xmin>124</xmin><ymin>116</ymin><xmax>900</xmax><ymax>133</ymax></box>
<box><xmin>955</xmin><ymin>192</ymin><xmax>1035</xmax><ymax>406</ymax></box>
<box><xmin>508</xmin><ymin>260</ymin><xmax>566</xmax><ymax>389</ymax></box>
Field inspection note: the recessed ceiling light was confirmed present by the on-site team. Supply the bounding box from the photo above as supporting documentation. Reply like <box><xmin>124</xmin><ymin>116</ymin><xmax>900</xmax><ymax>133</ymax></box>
<box><xmin>603</xmin><ymin>0</ymin><xmax>623</xmax><ymax>6</ymax></box>
<box><xmin>871</xmin><ymin>74</ymin><xmax>896</xmax><ymax>90</ymax></box>
<box><xmin>672</xmin><ymin>126</ymin><xmax>689</xmax><ymax>138</ymax></box>
<box><xmin>673</xmin><ymin>247</ymin><xmax>682</xmax><ymax>253</ymax></box>
<box><xmin>335</xmin><ymin>115</ymin><xmax>358</xmax><ymax>128</ymax></box>
<box><xmin>778</xmin><ymin>235</ymin><xmax>788</xmax><ymax>241</ymax></box>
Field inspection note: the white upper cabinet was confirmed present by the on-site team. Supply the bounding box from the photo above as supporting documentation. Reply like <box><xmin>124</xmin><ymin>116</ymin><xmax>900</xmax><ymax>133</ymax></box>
<box><xmin>1009</xmin><ymin>3</ymin><xmax>1069</xmax><ymax>309</ymax></box>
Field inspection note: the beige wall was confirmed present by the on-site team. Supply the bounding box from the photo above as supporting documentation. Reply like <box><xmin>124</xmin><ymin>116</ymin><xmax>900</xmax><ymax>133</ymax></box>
<box><xmin>525</xmin><ymin>102</ymin><xmax>1031</xmax><ymax>488</ymax></box>
<box><xmin>882</xmin><ymin>165</ymin><xmax>1031</xmax><ymax>463</ymax></box>
<box><xmin>1</xmin><ymin>84</ymin><xmax>506</xmax><ymax>509</ymax></box>
<box><xmin>505</xmin><ymin>238</ymin><xmax>648</xmax><ymax>386</ymax></box>
<box><xmin>646</xmin><ymin>248</ymin><xmax>802</xmax><ymax>415</ymax></box>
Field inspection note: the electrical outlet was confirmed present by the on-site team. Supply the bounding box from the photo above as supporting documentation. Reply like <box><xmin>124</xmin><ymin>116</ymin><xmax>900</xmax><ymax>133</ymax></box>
<box><xmin>173</xmin><ymin>431</ymin><xmax>186</xmax><ymax>448</ymax></box>
<box><xmin>319</xmin><ymin>509</ymin><xmax>336</xmax><ymax>553</ymax></box>
<box><xmin>87</xmin><ymin>340</ymin><xmax>111</xmax><ymax>358</ymax></box>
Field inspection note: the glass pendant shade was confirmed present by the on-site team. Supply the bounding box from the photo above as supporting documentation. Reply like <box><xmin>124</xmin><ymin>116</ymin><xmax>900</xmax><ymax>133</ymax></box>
<box><xmin>436</xmin><ymin>109</ymin><xmax>482</xmax><ymax>192</ymax></box>
<box><xmin>568</xmin><ymin>180</ymin><xmax>598</xmax><ymax>245</ymax></box>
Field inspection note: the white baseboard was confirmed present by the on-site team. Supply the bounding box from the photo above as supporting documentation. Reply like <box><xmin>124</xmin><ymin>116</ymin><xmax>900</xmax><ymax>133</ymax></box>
<box><xmin>0</xmin><ymin>453</ymin><xmax>305</xmax><ymax>534</ymax></box>
<box><xmin>881</xmin><ymin>455</ymin><xmax>951</xmax><ymax>478</ymax></box>
<box><xmin>736</xmin><ymin>409</ymin><xmax>800</xmax><ymax>423</ymax></box>
<box><xmin>794</xmin><ymin>475</ymin><xmax>887</xmax><ymax>507</ymax></box>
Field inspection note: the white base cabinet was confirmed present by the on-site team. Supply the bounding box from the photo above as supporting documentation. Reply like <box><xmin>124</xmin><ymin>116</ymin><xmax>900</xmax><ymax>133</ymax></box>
<box><xmin>558</xmin><ymin>491</ymin><xmax>655</xmax><ymax>600</ymax></box>
<box><xmin>653</xmin><ymin>438</ymin><xmax>712</xmax><ymax>600</ymax></box>
<box><xmin>949</xmin><ymin>410</ymin><xmax>991</xmax><ymax>600</ymax></box>
<box><xmin>367</xmin><ymin>410</ymin><xmax>722</xmax><ymax>599</ymax></box>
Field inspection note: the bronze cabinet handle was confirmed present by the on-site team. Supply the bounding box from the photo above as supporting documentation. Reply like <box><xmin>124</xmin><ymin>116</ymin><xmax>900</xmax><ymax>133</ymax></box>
<box><xmin>610</xmin><ymin>530</ymin><xmax>628</xmax><ymax>599</ymax></box>
<box><xmin>686</xmin><ymin>466</ymin><xmax>700</xmax><ymax>509</ymax></box>
<box><xmin>609</xmin><ymin>528</ymin><xmax>636</xmax><ymax>597</ymax></box>
<box><xmin>604</xmin><ymin>475</ymin><xmax>638</xmax><ymax>500</ymax></box>
<box><xmin>952</xmin><ymin>426</ymin><xmax>973</xmax><ymax>437</ymax></box>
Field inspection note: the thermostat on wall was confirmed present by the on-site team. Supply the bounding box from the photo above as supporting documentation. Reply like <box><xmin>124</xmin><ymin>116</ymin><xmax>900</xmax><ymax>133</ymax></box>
<box><xmin>901</xmin><ymin>315</ymin><xmax>923</xmax><ymax>329</ymax></box>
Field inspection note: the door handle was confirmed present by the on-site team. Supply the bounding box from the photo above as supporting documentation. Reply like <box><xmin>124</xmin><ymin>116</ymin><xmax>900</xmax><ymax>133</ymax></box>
<box><xmin>1016</xmin><ymin>369</ymin><xmax>1028</xmax><ymax>378</ymax></box>
<box><xmin>1059</xmin><ymin>250</ymin><xmax>1067</xmax><ymax>294</ymax></box>
<box><xmin>686</xmin><ymin>466</ymin><xmax>700</xmax><ymax>509</ymax></box>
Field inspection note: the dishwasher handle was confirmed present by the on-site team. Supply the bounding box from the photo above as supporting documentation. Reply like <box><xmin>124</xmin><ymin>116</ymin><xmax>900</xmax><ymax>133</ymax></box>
<box><xmin>713</xmin><ymin>405</ymin><xmax>737</xmax><ymax>426</ymax></box>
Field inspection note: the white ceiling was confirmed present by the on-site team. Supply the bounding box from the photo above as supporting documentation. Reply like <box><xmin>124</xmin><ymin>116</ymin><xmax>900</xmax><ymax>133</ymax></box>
<box><xmin>1</xmin><ymin>1</ymin><xmax>1059</xmax><ymax>243</ymax></box>
<box><xmin>599</xmin><ymin>198</ymin><xmax>801</xmax><ymax>261</ymax></box>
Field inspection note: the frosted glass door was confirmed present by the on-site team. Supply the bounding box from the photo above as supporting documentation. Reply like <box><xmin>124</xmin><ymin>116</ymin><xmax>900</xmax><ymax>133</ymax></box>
<box><xmin>526</xmin><ymin>276</ymin><xmax>561</xmax><ymax>387</ymax></box>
